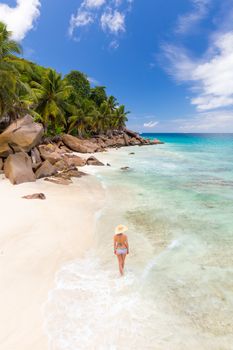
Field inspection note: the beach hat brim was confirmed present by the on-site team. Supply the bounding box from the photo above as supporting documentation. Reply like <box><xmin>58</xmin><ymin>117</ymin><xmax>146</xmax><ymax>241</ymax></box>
<box><xmin>115</xmin><ymin>225</ymin><xmax>128</xmax><ymax>234</ymax></box>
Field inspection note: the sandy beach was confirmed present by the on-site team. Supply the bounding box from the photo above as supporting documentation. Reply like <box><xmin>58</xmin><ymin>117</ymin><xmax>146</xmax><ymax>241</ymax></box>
<box><xmin>0</xmin><ymin>166</ymin><xmax>105</xmax><ymax>350</ymax></box>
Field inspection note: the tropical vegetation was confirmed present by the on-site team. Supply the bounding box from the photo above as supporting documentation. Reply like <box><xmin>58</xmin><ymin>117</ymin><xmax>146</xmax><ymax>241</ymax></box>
<box><xmin>0</xmin><ymin>21</ymin><xmax>129</xmax><ymax>137</ymax></box>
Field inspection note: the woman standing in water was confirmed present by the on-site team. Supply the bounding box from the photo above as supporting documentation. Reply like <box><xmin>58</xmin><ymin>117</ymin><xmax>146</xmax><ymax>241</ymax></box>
<box><xmin>114</xmin><ymin>225</ymin><xmax>129</xmax><ymax>275</ymax></box>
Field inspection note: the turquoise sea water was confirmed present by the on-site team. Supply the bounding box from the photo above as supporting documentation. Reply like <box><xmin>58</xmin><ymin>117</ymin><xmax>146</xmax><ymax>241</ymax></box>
<box><xmin>45</xmin><ymin>134</ymin><xmax>233</xmax><ymax>350</ymax></box>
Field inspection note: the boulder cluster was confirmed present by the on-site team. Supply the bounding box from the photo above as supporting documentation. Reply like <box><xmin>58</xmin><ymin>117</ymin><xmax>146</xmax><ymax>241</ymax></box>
<box><xmin>0</xmin><ymin>115</ymin><xmax>163</xmax><ymax>185</ymax></box>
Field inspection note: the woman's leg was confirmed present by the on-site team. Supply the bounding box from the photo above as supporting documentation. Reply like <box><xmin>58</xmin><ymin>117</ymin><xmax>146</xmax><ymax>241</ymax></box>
<box><xmin>117</xmin><ymin>254</ymin><xmax>123</xmax><ymax>275</ymax></box>
<box><xmin>122</xmin><ymin>254</ymin><xmax>127</xmax><ymax>269</ymax></box>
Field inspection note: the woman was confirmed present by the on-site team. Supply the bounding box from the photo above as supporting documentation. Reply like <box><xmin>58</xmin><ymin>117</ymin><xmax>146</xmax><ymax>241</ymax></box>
<box><xmin>113</xmin><ymin>224</ymin><xmax>129</xmax><ymax>275</ymax></box>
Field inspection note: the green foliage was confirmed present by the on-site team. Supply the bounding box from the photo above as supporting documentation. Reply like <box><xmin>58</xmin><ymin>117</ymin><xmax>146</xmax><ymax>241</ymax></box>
<box><xmin>65</xmin><ymin>70</ymin><xmax>91</xmax><ymax>99</ymax></box>
<box><xmin>0</xmin><ymin>21</ymin><xmax>129</xmax><ymax>136</ymax></box>
<box><xmin>90</xmin><ymin>86</ymin><xmax>107</xmax><ymax>107</ymax></box>
<box><xmin>0</xmin><ymin>22</ymin><xmax>28</xmax><ymax>121</ymax></box>
<box><xmin>0</xmin><ymin>22</ymin><xmax>22</xmax><ymax>60</ymax></box>
<box><xmin>31</xmin><ymin>69</ymin><xmax>73</xmax><ymax>134</ymax></box>
<box><xmin>68</xmin><ymin>99</ymin><xmax>96</xmax><ymax>137</ymax></box>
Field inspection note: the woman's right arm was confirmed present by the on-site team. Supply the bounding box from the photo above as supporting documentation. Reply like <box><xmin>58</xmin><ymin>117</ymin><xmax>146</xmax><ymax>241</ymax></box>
<box><xmin>113</xmin><ymin>235</ymin><xmax>116</xmax><ymax>255</ymax></box>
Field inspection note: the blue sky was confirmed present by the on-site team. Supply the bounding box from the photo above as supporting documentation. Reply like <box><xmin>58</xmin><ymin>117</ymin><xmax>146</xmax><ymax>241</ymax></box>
<box><xmin>0</xmin><ymin>0</ymin><xmax>233</xmax><ymax>132</ymax></box>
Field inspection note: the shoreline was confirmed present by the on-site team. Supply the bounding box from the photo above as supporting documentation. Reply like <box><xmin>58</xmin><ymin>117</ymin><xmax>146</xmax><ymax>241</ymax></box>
<box><xmin>1</xmin><ymin>140</ymin><xmax>233</xmax><ymax>349</ymax></box>
<box><xmin>0</xmin><ymin>169</ymin><xmax>106</xmax><ymax>350</ymax></box>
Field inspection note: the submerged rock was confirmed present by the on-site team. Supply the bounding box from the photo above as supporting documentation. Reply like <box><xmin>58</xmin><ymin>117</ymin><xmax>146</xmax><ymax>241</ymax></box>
<box><xmin>4</xmin><ymin>152</ymin><xmax>36</xmax><ymax>185</ymax></box>
<box><xmin>120</xmin><ymin>166</ymin><xmax>131</xmax><ymax>171</ymax></box>
<box><xmin>151</xmin><ymin>139</ymin><xmax>164</xmax><ymax>145</ymax></box>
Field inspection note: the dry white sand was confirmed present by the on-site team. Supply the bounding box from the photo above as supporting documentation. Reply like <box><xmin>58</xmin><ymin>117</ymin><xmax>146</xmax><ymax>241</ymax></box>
<box><xmin>0</xmin><ymin>171</ymin><xmax>105</xmax><ymax>350</ymax></box>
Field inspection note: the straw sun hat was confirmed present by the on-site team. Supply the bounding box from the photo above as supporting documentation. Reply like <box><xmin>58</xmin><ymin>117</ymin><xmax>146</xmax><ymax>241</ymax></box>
<box><xmin>115</xmin><ymin>224</ymin><xmax>128</xmax><ymax>235</ymax></box>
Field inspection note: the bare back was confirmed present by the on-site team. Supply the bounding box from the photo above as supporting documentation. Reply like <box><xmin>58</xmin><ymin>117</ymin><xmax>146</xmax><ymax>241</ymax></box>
<box><xmin>114</xmin><ymin>233</ymin><xmax>128</xmax><ymax>249</ymax></box>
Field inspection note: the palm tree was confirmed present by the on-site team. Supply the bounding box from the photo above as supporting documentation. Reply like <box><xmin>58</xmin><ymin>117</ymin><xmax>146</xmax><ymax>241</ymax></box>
<box><xmin>102</xmin><ymin>96</ymin><xmax>118</xmax><ymax>135</ymax></box>
<box><xmin>32</xmin><ymin>69</ymin><xmax>73</xmax><ymax>134</ymax></box>
<box><xmin>114</xmin><ymin>105</ymin><xmax>129</xmax><ymax>129</ymax></box>
<box><xmin>0</xmin><ymin>22</ymin><xmax>23</xmax><ymax>121</ymax></box>
<box><xmin>98</xmin><ymin>100</ymin><xmax>114</xmax><ymax>133</ymax></box>
<box><xmin>0</xmin><ymin>22</ymin><xmax>22</xmax><ymax>59</ymax></box>
<box><xmin>68</xmin><ymin>99</ymin><xmax>96</xmax><ymax>137</ymax></box>
<box><xmin>107</xmin><ymin>95</ymin><xmax>117</xmax><ymax>112</ymax></box>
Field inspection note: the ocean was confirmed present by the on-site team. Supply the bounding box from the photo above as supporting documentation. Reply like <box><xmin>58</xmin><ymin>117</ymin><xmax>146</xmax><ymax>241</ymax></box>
<box><xmin>44</xmin><ymin>133</ymin><xmax>233</xmax><ymax>350</ymax></box>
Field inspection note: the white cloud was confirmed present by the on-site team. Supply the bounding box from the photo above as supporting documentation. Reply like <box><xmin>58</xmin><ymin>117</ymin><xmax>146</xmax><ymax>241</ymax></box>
<box><xmin>176</xmin><ymin>0</ymin><xmax>210</xmax><ymax>34</ymax></box>
<box><xmin>69</xmin><ymin>0</ymin><xmax>132</xmax><ymax>47</ymax></box>
<box><xmin>143</xmin><ymin>121</ymin><xmax>159</xmax><ymax>128</ymax></box>
<box><xmin>69</xmin><ymin>10</ymin><xmax>94</xmax><ymax>35</ymax></box>
<box><xmin>162</xmin><ymin>44</ymin><xmax>196</xmax><ymax>82</ymax></box>
<box><xmin>0</xmin><ymin>0</ymin><xmax>41</xmax><ymax>41</ymax></box>
<box><xmin>163</xmin><ymin>30</ymin><xmax>233</xmax><ymax>111</ymax></box>
<box><xmin>84</xmin><ymin>0</ymin><xmax>106</xmax><ymax>8</ymax></box>
<box><xmin>160</xmin><ymin>2</ymin><xmax>233</xmax><ymax>132</ymax></box>
<box><xmin>101</xmin><ymin>10</ymin><xmax>125</xmax><ymax>34</ymax></box>
<box><xmin>109</xmin><ymin>39</ymin><xmax>119</xmax><ymax>50</ymax></box>
<box><xmin>176</xmin><ymin>110</ymin><xmax>233</xmax><ymax>132</ymax></box>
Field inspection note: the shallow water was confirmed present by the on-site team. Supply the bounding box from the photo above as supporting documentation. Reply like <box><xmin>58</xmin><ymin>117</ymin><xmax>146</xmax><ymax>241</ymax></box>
<box><xmin>44</xmin><ymin>134</ymin><xmax>233</xmax><ymax>350</ymax></box>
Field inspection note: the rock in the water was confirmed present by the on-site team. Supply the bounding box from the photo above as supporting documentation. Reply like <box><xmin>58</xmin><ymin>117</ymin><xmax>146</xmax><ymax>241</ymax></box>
<box><xmin>129</xmin><ymin>152</ymin><xmax>135</xmax><ymax>155</ymax></box>
<box><xmin>0</xmin><ymin>115</ymin><xmax>43</xmax><ymax>157</ymax></box>
<box><xmin>4</xmin><ymin>152</ymin><xmax>36</xmax><ymax>185</ymax></box>
<box><xmin>0</xmin><ymin>158</ymin><xmax>3</xmax><ymax>170</ymax></box>
<box><xmin>22</xmin><ymin>193</ymin><xmax>46</xmax><ymax>200</ymax></box>
<box><xmin>120</xmin><ymin>166</ymin><xmax>131</xmax><ymax>171</ymax></box>
<box><xmin>107</xmin><ymin>163</ymin><xmax>111</xmax><ymax>166</ymax></box>
<box><xmin>35</xmin><ymin>160</ymin><xmax>57</xmax><ymax>179</ymax></box>
<box><xmin>151</xmin><ymin>139</ymin><xmax>164</xmax><ymax>145</ymax></box>
<box><xmin>38</xmin><ymin>144</ymin><xmax>63</xmax><ymax>164</ymax></box>
<box><xmin>62</xmin><ymin>134</ymin><xmax>98</xmax><ymax>153</ymax></box>
<box><xmin>44</xmin><ymin>177</ymin><xmax>72</xmax><ymax>185</ymax></box>
<box><xmin>86</xmin><ymin>156</ymin><xmax>104</xmax><ymax>166</ymax></box>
